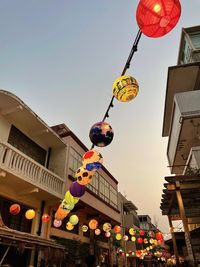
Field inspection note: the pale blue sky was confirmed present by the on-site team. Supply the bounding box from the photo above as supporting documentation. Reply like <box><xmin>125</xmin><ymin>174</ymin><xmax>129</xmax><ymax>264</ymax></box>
<box><xmin>0</xmin><ymin>0</ymin><xmax>200</xmax><ymax>232</ymax></box>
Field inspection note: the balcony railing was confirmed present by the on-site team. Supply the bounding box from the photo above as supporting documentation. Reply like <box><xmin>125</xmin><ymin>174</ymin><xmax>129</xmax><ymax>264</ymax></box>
<box><xmin>0</xmin><ymin>141</ymin><xmax>64</xmax><ymax>198</ymax></box>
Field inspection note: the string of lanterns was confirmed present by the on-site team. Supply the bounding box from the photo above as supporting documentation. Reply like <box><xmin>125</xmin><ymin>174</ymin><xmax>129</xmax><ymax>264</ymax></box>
<box><xmin>54</xmin><ymin>0</ymin><xmax>182</xmax><ymax>227</ymax></box>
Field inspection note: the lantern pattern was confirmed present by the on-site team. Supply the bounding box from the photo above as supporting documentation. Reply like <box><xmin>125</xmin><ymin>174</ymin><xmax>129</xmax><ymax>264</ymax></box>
<box><xmin>95</xmin><ymin>229</ymin><xmax>101</xmax><ymax>235</ymax></box>
<box><xmin>66</xmin><ymin>222</ymin><xmax>74</xmax><ymax>231</ymax></box>
<box><xmin>82</xmin><ymin>225</ymin><xmax>89</xmax><ymax>232</ymax></box>
<box><xmin>25</xmin><ymin>209</ymin><xmax>35</xmax><ymax>220</ymax></box>
<box><xmin>89</xmin><ymin>122</ymin><xmax>114</xmax><ymax>147</ymax></box>
<box><xmin>55</xmin><ymin>207</ymin><xmax>70</xmax><ymax>221</ymax></box>
<box><xmin>69</xmin><ymin>214</ymin><xmax>79</xmax><ymax>225</ymax></box>
<box><xmin>82</xmin><ymin>150</ymin><xmax>103</xmax><ymax>171</ymax></box>
<box><xmin>136</xmin><ymin>0</ymin><xmax>181</xmax><ymax>38</ymax></box>
<box><xmin>53</xmin><ymin>219</ymin><xmax>62</xmax><ymax>228</ymax></box>
<box><xmin>42</xmin><ymin>214</ymin><xmax>50</xmax><ymax>223</ymax></box>
<box><xmin>75</xmin><ymin>166</ymin><xmax>94</xmax><ymax>185</ymax></box>
<box><xmin>129</xmin><ymin>228</ymin><xmax>135</xmax><ymax>236</ymax></box>
<box><xmin>103</xmin><ymin>223</ymin><xmax>112</xmax><ymax>232</ymax></box>
<box><xmin>116</xmin><ymin>233</ymin><xmax>122</xmax><ymax>240</ymax></box>
<box><xmin>69</xmin><ymin>182</ymin><xmax>86</xmax><ymax>198</ymax></box>
<box><xmin>89</xmin><ymin>219</ymin><xmax>98</xmax><ymax>230</ymax></box>
<box><xmin>9</xmin><ymin>204</ymin><xmax>21</xmax><ymax>215</ymax></box>
<box><xmin>113</xmin><ymin>75</ymin><xmax>139</xmax><ymax>102</ymax></box>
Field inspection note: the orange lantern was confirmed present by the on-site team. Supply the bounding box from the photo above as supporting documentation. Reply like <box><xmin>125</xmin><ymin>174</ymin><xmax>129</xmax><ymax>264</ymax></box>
<box><xmin>89</xmin><ymin>219</ymin><xmax>98</xmax><ymax>230</ymax></box>
<box><xmin>113</xmin><ymin>225</ymin><xmax>121</xmax><ymax>234</ymax></box>
<box><xmin>25</xmin><ymin>209</ymin><xmax>35</xmax><ymax>220</ymax></box>
<box><xmin>55</xmin><ymin>206</ymin><xmax>70</xmax><ymax>221</ymax></box>
<box><xmin>42</xmin><ymin>214</ymin><xmax>50</xmax><ymax>222</ymax></box>
<box><xmin>9</xmin><ymin>204</ymin><xmax>21</xmax><ymax>215</ymax></box>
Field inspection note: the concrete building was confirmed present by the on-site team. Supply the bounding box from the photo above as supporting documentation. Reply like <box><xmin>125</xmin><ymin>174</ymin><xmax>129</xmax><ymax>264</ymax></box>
<box><xmin>0</xmin><ymin>90</ymin><xmax>121</xmax><ymax>266</ymax></box>
<box><xmin>161</xmin><ymin>25</ymin><xmax>200</xmax><ymax>266</ymax></box>
<box><xmin>138</xmin><ymin>215</ymin><xmax>158</xmax><ymax>232</ymax></box>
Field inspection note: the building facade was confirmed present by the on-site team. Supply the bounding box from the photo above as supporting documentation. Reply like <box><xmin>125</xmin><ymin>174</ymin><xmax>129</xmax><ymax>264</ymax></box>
<box><xmin>0</xmin><ymin>91</ymin><xmax>121</xmax><ymax>266</ymax></box>
<box><xmin>161</xmin><ymin>25</ymin><xmax>200</xmax><ymax>266</ymax></box>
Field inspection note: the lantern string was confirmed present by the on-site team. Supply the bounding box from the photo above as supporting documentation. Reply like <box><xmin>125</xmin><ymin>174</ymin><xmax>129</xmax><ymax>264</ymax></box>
<box><xmin>90</xmin><ymin>29</ymin><xmax>142</xmax><ymax>150</ymax></box>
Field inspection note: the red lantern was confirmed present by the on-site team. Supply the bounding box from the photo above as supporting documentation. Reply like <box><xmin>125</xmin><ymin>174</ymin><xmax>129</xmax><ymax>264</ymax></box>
<box><xmin>113</xmin><ymin>225</ymin><xmax>121</xmax><ymax>234</ymax></box>
<box><xmin>156</xmin><ymin>232</ymin><xmax>163</xmax><ymax>241</ymax></box>
<box><xmin>42</xmin><ymin>214</ymin><xmax>50</xmax><ymax>223</ymax></box>
<box><xmin>136</xmin><ymin>0</ymin><xmax>181</xmax><ymax>38</ymax></box>
<box><xmin>139</xmin><ymin>229</ymin><xmax>145</xmax><ymax>236</ymax></box>
<box><xmin>9</xmin><ymin>204</ymin><xmax>21</xmax><ymax>215</ymax></box>
<box><xmin>137</xmin><ymin>237</ymin><xmax>143</xmax><ymax>244</ymax></box>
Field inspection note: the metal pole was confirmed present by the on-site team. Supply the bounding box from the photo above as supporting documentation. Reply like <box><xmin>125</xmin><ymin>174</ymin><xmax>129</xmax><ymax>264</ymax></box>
<box><xmin>0</xmin><ymin>244</ymin><xmax>11</xmax><ymax>266</ymax></box>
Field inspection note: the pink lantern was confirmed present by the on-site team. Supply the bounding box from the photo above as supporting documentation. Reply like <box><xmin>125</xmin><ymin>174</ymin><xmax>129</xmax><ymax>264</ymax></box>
<box><xmin>53</xmin><ymin>219</ymin><xmax>62</xmax><ymax>228</ymax></box>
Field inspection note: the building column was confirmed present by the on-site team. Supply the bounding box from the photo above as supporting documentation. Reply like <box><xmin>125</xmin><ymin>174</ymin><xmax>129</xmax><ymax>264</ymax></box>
<box><xmin>167</xmin><ymin>215</ymin><xmax>180</xmax><ymax>266</ymax></box>
<box><xmin>175</xmin><ymin>182</ymin><xmax>197</xmax><ymax>267</ymax></box>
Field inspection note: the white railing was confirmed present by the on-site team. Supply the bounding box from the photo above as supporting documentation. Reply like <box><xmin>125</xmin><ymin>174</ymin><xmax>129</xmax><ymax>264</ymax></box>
<box><xmin>0</xmin><ymin>141</ymin><xmax>64</xmax><ymax>198</ymax></box>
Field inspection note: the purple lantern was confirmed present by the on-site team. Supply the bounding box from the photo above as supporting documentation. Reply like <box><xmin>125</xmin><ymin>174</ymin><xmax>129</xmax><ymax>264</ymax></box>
<box><xmin>69</xmin><ymin>182</ymin><xmax>86</xmax><ymax>197</ymax></box>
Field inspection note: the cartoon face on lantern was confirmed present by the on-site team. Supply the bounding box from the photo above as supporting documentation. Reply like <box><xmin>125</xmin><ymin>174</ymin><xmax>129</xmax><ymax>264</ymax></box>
<box><xmin>82</xmin><ymin>150</ymin><xmax>103</xmax><ymax>171</ymax></box>
<box><xmin>66</xmin><ymin>222</ymin><xmax>74</xmax><ymax>231</ymax></box>
<box><xmin>60</xmin><ymin>199</ymin><xmax>75</xmax><ymax>211</ymax></box>
<box><xmin>103</xmin><ymin>223</ymin><xmax>112</xmax><ymax>232</ymax></box>
<box><xmin>82</xmin><ymin>225</ymin><xmax>88</xmax><ymax>232</ymax></box>
<box><xmin>115</xmin><ymin>233</ymin><xmax>122</xmax><ymax>240</ymax></box>
<box><xmin>9</xmin><ymin>204</ymin><xmax>21</xmax><ymax>215</ymax></box>
<box><xmin>129</xmin><ymin>228</ymin><xmax>135</xmax><ymax>236</ymax></box>
<box><xmin>75</xmin><ymin>166</ymin><xmax>94</xmax><ymax>185</ymax></box>
<box><xmin>113</xmin><ymin>75</ymin><xmax>139</xmax><ymax>102</ymax></box>
<box><xmin>95</xmin><ymin>229</ymin><xmax>101</xmax><ymax>235</ymax></box>
<box><xmin>55</xmin><ymin>206</ymin><xmax>70</xmax><ymax>221</ymax></box>
<box><xmin>53</xmin><ymin>219</ymin><xmax>62</xmax><ymax>228</ymax></box>
<box><xmin>64</xmin><ymin>190</ymin><xmax>79</xmax><ymax>205</ymax></box>
<box><xmin>89</xmin><ymin>219</ymin><xmax>98</xmax><ymax>230</ymax></box>
<box><xmin>89</xmin><ymin>122</ymin><xmax>114</xmax><ymax>147</ymax></box>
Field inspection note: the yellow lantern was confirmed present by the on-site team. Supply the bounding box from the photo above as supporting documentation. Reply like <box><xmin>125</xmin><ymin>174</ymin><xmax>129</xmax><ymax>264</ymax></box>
<box><xmin>64</xmin><ymin>190</ymin><xmax>79</xmax><ymax>205</ymax></box>
<box><xmin>113</xmin><ymin>75</ymin><xmax>139</xmax><ymax>102</ymax></box>
<box><xmin>129</xmin><ymin>228</ymin><xmax>135</xmax><ymax>236</ymax></box>
<box><xmin>116</xmin><ymin>233</ymin><xmax>122</xmax><ymax>240</ymax></box>
<box><xmin>69</xmin><ymin>215</ymin><xmax>79</xmax><ymax>225</ymax></box>
<box><xmin>25</xmin><ymin>209</ymin><xmax>35</xmax><ymax>220</ymax></box>
<box><xmin>89</xmin><ymin>219</ymin><xmax>98</xmax><ymax>230</ymax></box>
<box><xmin>103</xmin><ymin>223</ymin><xmax>112</xmax><ymax>232</ymax></box>
<box><xmin>66</xmin><ymin>222</ymin><xmax>74</xmax><ymax>231</ymax></box>
<box><xmin>131</xmin><ymin>236</ymin><xmax>136</xmax><ymax>242</ymax></box>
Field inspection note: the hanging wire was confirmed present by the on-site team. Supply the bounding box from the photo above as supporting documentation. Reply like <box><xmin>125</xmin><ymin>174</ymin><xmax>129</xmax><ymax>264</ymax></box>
<box><xmin>90</xmin><ymin>29</ymin><xmax>142</xmax><ymax>150</ymax></box>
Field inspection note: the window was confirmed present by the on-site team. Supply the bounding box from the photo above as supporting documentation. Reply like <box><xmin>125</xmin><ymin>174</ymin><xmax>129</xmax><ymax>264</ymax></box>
<box><xmin>88</xmin><ymin>171</ymin><xmax>99</xmax><ymax>194</ymax></box>
<box><xmin>99</xmin><ymin>175</ymin><xmax>109</xmax><ymax>203</ymax></box>
<box><xmin>68</xmin><ymin>147</ymin><xmax>82</xmax><ymax>176</ymax></box>
<box><xmin>110</xmin><ymin>186</ymin><xmax>118</xmax><ymax>208</ymax></box>
<box><xmin>189</xmin><ymin>32</ymin><xmax>200</xmax><ymax>49</ymax></box>
<box><xmin>8</xmin><ymin>125</ymin><xmax>46</xmax><ymax>166</ymax></box>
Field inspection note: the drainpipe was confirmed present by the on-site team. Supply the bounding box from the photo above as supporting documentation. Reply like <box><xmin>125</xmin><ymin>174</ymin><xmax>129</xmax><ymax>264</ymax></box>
<box><xmin>37</xmin><ymin>200</ymin><xmax>45</xmax><ymax>236</ymax></box>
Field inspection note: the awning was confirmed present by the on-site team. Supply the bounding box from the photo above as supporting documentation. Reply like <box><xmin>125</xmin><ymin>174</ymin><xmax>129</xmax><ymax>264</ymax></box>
<box><xmin>0</xmin><ymin>226</ymin><xmax>65</xmax><ymax>251</ymax></box>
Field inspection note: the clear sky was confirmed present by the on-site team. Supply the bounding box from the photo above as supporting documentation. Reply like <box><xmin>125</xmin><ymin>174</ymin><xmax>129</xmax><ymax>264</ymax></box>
<box><xmin>0</xmin><ymin>0</ymin><xmax>200</xmax><ymax>233</ymax></box>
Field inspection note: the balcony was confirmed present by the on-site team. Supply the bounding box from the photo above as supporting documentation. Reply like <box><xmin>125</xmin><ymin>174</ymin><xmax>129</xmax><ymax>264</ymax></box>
<box><xmin>0</xmin><ymin>141</ymin><xmax>64</xmax><ymax>199</ymax></box>
<box><xmin>167</xmin><ymin>90</ymin><xmax>200</xmax><ymax>174</ymax></box>
<box><xmin>123</xmin><ymin>214</ymin><xmax>140</xmax><ymax>229</ymax></box>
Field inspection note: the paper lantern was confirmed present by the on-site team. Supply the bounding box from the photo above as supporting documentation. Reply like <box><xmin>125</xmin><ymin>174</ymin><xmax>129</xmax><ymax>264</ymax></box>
<box><xmin>150</xmin><ymin>238</ymin><xmax>154</xmax><ymax>244</ymax></box>
<box><xmin>103</xmin><ymin>223</ymin><xmax>112</xmax><ymax>232</ymax></box>
<box><xmin>82</xmin><ymin>150</ymin><xmax>103</xmax><ymax>171</ymax></box>
<box><xmin>131</xmin><ymin>236</ymin><xmax>136</xmax><ymax>242</ymax></box>
<box><xmin>144</xmin><ymin>238</ymin><xmax>149</xmax><ymax>244</ymax></box>
<box><xmin>148</xmin><ymin>230</ymin><xmax>155</xmax><ymax>238</ymax></box>
<box><xmin>139</xmin><ymin>229</ymin><xmax>145</xmax><ymax>236</ymax></box>
<box><xmin>123</xmin><ymin>235</ymin><xmax>129</xmax><ymax>241</ymax></box>
<box><xmin>69</xmin><ymin>215</ymin><xmax>79</xmax><ymax>225</ymax></box>
<box><xmin>113</xmin><ymin>75</ymin><xmax>139</xmax><ymax>102</ymax></box>
<box><xmin>42</xmin><ymin>214</ymin><xmax>50</xmax><ymax>223</ymax></box>
<box><xmin>75</xmin><ymin>166</ymin><xmax>94</xmax><ymax>185</ymax></box>
<box><xmin>156</xmin><ymin>232</ymin><xmax>163</xmax><ymax>241</ymax></box>
<box><xmin>53</xmin><ymin>219</ymin><xmax>62</xmax><ymax>228</ymax></box>
<box><xmin>82</xmin><ymin>225</ymin><xmax>88</xmax><ymax>232</ymax></box>
<box><xmin>95</xmin><ymin>229</ymin><xmax>101</xmax><ymax>235</ymax></box>
<box><xmin>9</xmin><ymin>204</ymin><xmax>21</xmax><ymax>215</ymax></box>
<box><xmin>116</xmin><ymin>233</ymin><xmax>122</xmax><ymax>240</ymax></box>
<box><xmin>69</xmin><ymin>182</ymin><xmax>86</xmax><ymax>198</ymax></box>
<box><xmin>105</xmin><ymin>232</ymin><xmax>111</xmax><ymax>238</ymax></box>
<box><xmin>66</xmin><ymin>222</ymin><xmax>74</xmax><ymax>231</ymax></box>
<box><xmin>64</xmin><ymin>191</ymin><xmax>79</xmax><ymax>205</ymax></box>
<box><xmin>55</xmin><ymin>207</ymin><xmax>70</xmax><ymax>221</ymax></box>
<box><xmin>137</xmin><ymin>237</ymin><xmax>143</xmax><ymax>244</ymax></box>
<box><xmin>113</xmin><ymin>225</ymin><xmax>121</xmax><ymax>234</ymax></box>
<box><xmin>25</xmin><ymin>209</ymin><xmax>35</xmax><ymax>220</ymax></box>
<box><xmin>89</xmin><ymin>219</ymin><xmax>98</xmax><ymax>230</ymax></box>
<box><xmin>89</xmin><ymin>122</ymin><xmax>114</xmax><ymax>147</ymax></box>
<box><xmin>136</xmin><ymin>0</ymin><xmax>181</xmax><ymax>38</ymax></box>
<box><xmin>129</xmin><ymin>228</ymin><xmax>135</xmax><ymax>236</ymax></box>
